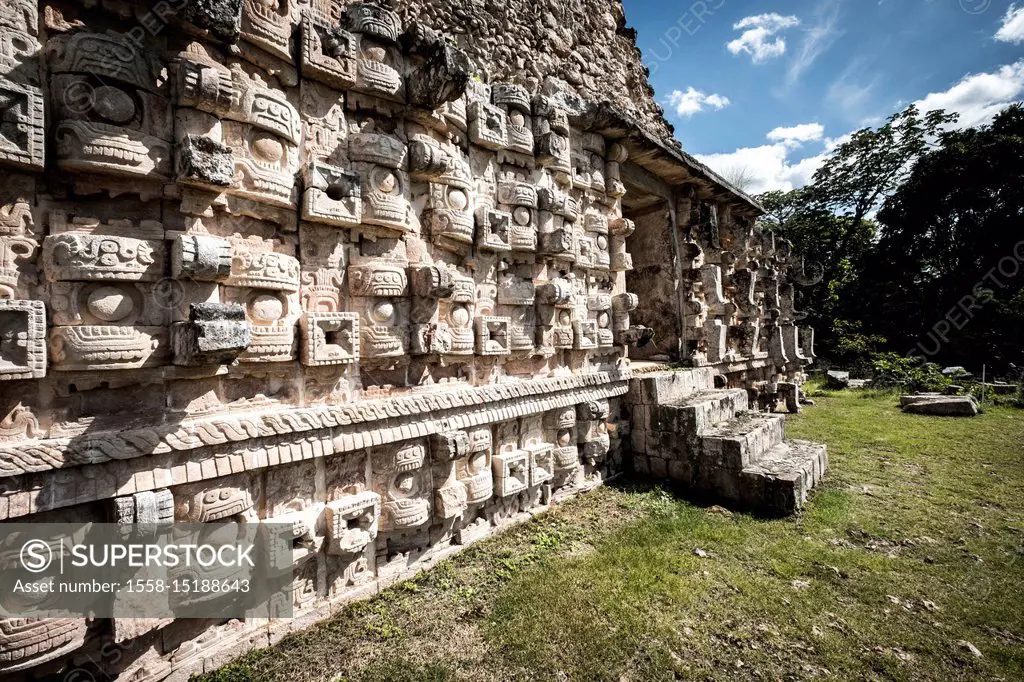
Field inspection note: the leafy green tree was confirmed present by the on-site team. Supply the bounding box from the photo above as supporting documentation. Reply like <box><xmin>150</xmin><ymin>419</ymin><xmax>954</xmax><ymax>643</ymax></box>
<box><xmin>756</xmin><ymin>105</ymin><xmax>959</xmax><ymax>364</ymax></box>
<box><xmin>807</xmin><ymin>105</ymin><xmax>958</xmax><ymax>226</ymax></box>
<box><xmin>869</xmin><ymin>103</ymin><xmax>1024</xmax><ymax>369</ymax></box>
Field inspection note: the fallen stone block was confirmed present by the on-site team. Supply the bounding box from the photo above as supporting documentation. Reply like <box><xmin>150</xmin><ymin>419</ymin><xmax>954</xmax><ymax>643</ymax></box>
<box><xmin>900</xmin><ymin>395</ymin><xmax>978</xmax><ymax>416</ymax></box>
<box><xmin>825</xmin><ymin>370</ymin><xmax>850</xmax><ymax>389</ymax></box>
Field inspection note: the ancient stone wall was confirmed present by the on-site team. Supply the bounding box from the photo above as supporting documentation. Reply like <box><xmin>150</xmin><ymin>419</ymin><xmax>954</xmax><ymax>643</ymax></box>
<box><xmin>0</xmin><ymin>1</ymin><xmax>647</xmax><ymax>678</ymax></box>
<box><xmin>0</xmin><ymin>0</ymin><xmax>813</xmax><ymax>679</ymax></box>
<box><xmin>624</xmin><ymin>193</ymin><xmax>817</xmax><ymax>381</ymax></box>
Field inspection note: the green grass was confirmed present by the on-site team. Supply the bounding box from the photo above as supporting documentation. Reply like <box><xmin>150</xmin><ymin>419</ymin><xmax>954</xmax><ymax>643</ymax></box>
<box><xmin>197</xmin><ymin>387</ymin><xmax>1024</xmax><ymax>681</ymax></box>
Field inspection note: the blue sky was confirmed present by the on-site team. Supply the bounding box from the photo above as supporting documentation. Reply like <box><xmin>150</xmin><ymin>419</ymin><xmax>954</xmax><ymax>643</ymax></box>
<box><xmin>622</xmin><ymin>0</ymin><xmax>1024</xmax><ymax>193</ymax></box>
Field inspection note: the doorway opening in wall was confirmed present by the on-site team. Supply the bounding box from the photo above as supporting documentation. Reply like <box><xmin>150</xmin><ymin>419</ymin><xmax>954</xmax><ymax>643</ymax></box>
<box><xmin>620</xmin><ymin>177</ymin><xmax>681</xmax><ymax>365</ymax></box>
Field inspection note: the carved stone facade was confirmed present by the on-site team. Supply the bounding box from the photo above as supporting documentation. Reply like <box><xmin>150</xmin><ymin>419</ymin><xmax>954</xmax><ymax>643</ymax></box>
<box><xmin>0</xmin><ymin>1</ymin><xmax>820</xmax><ymax>679</ymax></box>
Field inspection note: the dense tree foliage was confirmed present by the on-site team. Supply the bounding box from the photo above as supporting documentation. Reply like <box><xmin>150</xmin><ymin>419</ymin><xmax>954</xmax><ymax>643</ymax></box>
<box><xmin>871</xmin><ymin>104</ymin><xmax>1024</xmax><ymax>368</ymax></box>
<box><xmin>757</xmin><ymin>103</ymin><xmax>1024</xmax><ymax>372</ymax></box>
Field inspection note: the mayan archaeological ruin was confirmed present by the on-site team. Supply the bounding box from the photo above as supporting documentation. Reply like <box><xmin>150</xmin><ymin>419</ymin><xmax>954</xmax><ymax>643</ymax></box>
<box><xmin>7</xmin><ymin>0</ymin><xmax>1018</xmax><ymax>680</ymax></box>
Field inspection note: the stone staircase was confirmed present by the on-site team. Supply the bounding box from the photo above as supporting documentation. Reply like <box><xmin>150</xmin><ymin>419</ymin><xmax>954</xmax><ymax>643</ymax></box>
<box><xmin>626</xmin><ymin>368</ymin><xmax>827</xmax><ymax>515</ymax></box>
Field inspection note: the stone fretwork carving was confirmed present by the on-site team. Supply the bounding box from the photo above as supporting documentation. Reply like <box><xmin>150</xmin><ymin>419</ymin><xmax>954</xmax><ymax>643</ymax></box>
<box><xmin>0</xmin><ymin>298</ymin><xmax>45</xmax><ymax>379</ymax></box>
<box><xmin>0</xmin><ymin>0</ymin><xmax>816</xmax><ymax>678</ymax></box>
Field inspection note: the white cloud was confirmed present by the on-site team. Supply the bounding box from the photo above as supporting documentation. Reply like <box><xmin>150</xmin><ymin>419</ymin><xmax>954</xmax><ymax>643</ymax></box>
<box><xmin>786</xmin><ymin>0</ymin><xmax>842</xmax><ymax>86</ymax></box>
<box><xmin>825</xmin><ymin>57</ymin><xmax>880</xmax><ymax>121</ymax></box>
<box><xmin>995</xmin><ymin>4</ymin><xmax>1024</xmax><ymax>44</ymax></box>
<box><xmin>914</xmin><ymin>60</ymin><xmax>1024</xmax><ymax>128</ymax></box>
<box><xmin>696</xmin><ymin>124</ymin><xmax>833</xmax><ymax>194</ymax></box>
<box><xmin>766</xmin><ymin>122</ymin><xmax>825</xmax><ymax>146</ymax></box>
<box><xmin>726</xmin><ymin>13</ymin><xmax>800</xmax><ymax>63</ymax></box>
<box><xmin>695</xmin><ymin>59</ymin><xmax>1024</xmax><ymax>195</ymax></box>
<box><xmin>697</xmin><ymin>144</ymin><xmax>829</xmax><ymax>194</ymax></box>
<box><xmin>665</xmin><ymin>87</ymin><xmax>731</xmax><ymax>118</ymax></box>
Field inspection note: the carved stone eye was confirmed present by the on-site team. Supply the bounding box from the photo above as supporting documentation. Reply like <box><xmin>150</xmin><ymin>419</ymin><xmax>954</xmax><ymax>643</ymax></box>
<box><xmin>468</xmin><ymin>451</ymin><xmax>486</xmax><ymax>473</ymax></box>
<box><xmin>597</xmin><ymin>235</ymin><xmax>608</xmax><ymax>249</ymax></box>
<box><xmin>509</xmin><ymin>110</ymin><xmax>525</xmax><ymax>127</ymax></box>
<box><xmin>448</xmin><ymin>188</ymin><xmax>468</xmax><ymax>211</ymax></box>
<box><xmin>252</xmin><ymin>133</ymin><xmax>284</xmax><ymax>162</ymax></box>
<box><xmin>371</xmin><ymin>300</ymin><xmax>394</xmax><ymax>323</ymax></box>
<box><xmin>394</xmin><ymin>472</ymin><xmax>416</xmax><ymax>495</ymax></box>
<box><xmin>362</xmin><ymin>45</ymin><xmax>386</xmax><ymax>62</ymax></box>
<box><xmin>249</xmin><ymin>293</ymin><xmax>285</xmax><ymax>324</ymax></box>
<box><xmin>558</xmin><ymin>429</ymin><xmax>572</xmax><ymax>446</ymax></box>
<box><xmin>87</xmin><ymin>286</ymin><xmax>134</xmax><ymax>322</ymax></box>
<box><xmin>92</xmin><ymin>86</ymin><xmax>136</xmax><ymax>124</ymax></box>
<box><xmin>372</xmin><ymin>168</ymin><xmax>397</xmax><ymax>193</ymax></box>
<box><xmin>558</xmin><ymin>310</ymin><xmax>571</xmax><ymax>325</ymax></box>
<box><xmin>512</xmin><ymin>206</ymin><xmax>531</xmax><ymax>226</ymax></box>
<box><xmin>597</xmin><ymin>312</ymin><xmax>610</xmax><ymax>328</ymax></box>
<box><xmin>449</xmin><ymin>304</ymin><xmax>470</xmax><ymax>327</ymax></box>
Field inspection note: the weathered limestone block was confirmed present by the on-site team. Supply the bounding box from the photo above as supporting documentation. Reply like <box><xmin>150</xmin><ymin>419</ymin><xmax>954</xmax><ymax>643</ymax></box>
<box><xmin>177</xmin><ymin>134</ymin><xmax>235</xmax><ymax>186</ymax></box>
<box><xmin>301</xmin><ymin>160</ymin><xmax>362</xmax><ymax>227</ymax></box>
<box><xmin>0</xmin><ymin>298</ymin><xmax>45</xmax><ymax>379</ymax></box>
<box><xmin>403</xmin><ymin>22</ymin><xmax>471</xmax><ymax>110</ymax></box>
<box><xmin>0</xmin><ymin>78</ymin><xmax>44</xmax><ymax>171</ymax></box>
<box><xmin>299</xmin><ymin>311</ymin><xmax>358</xmax><ymax>366</ymax></box>
<box><xmin>171</xmin><ymin>302</ymin><xmax>251</xmax><ymax>366</ymax></box>
<box><xmin>0</xmin><ymin>619</ymin><xmax>88</xmax><ymax>674</ymax></box>
<box><xmin>778</xmin><ymin>381</ymin><xmax>799</xmax><ymax>414</ymax></box>
<box><xmin>900</xmin><ymin>394</ymin><xmax>979</xmax><ymax>416</ymax></box>
<box><xmin>374</xmin><ymin>440</ymin><xmax>431</xmax><ymax>531</ymax></box>
<box><xmin>172</xmin><ymin>234</ymin><xmax>233</xmax><ymax>282</ymax></box>
<box><xmin>325</xmin><ymin>490</ymin><xmax>380</xmax><ymax>554</ymax></box>
<box><xmin>183</xmin><ymin>0</ymin><xmax>244</xmax><ymax>42</ymax></box>
<box><xmin>110</xmin><ymin>489</ymin><xmax>175</xmax><ymax>524</ymax></box>
<box><xmin>49</xmin><ymin>32</ymin><xmax>171</xmax><ymax>180</ymax></box>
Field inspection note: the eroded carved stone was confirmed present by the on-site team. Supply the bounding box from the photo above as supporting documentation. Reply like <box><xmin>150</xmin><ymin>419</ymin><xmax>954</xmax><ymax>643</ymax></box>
<box><xmin>299</xmin><ymin>311</ymin><xmax>358</xmax><ymax>366</ymax></box>
<box><xmin>374</xmin><ymin>440</ymin><xmax>431</xmax><ymax>531</ymax></box>
<box><xmin>0</xmin><ymin>298</ymin><xmax>45</xmax><ymax>379</ymax></box>
<box><xmin>171</xmin><ymin>302</ymin><xmax>251</xmax><ymax>366</ymax></box>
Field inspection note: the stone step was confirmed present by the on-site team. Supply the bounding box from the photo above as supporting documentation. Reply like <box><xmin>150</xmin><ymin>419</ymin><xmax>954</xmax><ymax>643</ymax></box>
<box><xmin>649</xmin><ymin>388</ymin><xmax>749</xmax><ymax>433</ymax></box>
<box><xmin>700</xmin><ymin>411</ymin><xmax>786</xmax><ymax>471</ymax></box>
<box><xmin>627</xmin><ymin>368</ymin><xmax>717</xmax><ymax>407</ymax></box>
<box><xmin>739</xmin><ymin>440</ymin><xmax>828</xmax><ymax>515</ymax></box>
<box><xmin>629</xmin><ymin>388</ymin><xmax>749</xmax><ymax>484</ymax></box>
